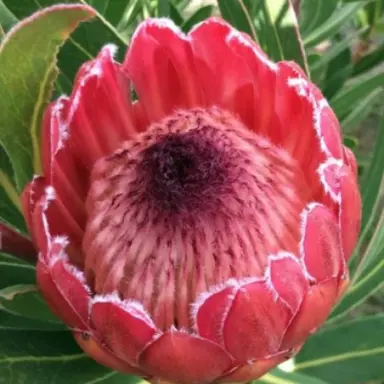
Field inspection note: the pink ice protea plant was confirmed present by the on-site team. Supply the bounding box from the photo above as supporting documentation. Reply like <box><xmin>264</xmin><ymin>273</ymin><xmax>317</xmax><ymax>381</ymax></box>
<box><xmin>21</xmin><ymin>17</ymin><xmax>361</xmax><ymax>384</ymax></box>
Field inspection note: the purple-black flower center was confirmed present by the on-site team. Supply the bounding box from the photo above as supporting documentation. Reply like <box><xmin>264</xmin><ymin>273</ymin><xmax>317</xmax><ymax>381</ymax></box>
<box><xmin>140</xmin><ymin>131</ymin><xmax>228</xmax><ymax>215</ymax></box>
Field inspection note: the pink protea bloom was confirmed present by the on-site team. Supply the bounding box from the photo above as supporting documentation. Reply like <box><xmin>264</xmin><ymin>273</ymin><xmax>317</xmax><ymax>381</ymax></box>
<box><xmin>21</xmin><ymin>17</ymin><xmax>361</xmax><ymax>384</ymax></box>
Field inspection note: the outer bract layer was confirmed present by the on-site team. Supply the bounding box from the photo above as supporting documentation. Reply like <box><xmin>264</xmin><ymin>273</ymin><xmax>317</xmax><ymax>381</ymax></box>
<box><xmin>22</xmin><ymin>17</ymin><xmax>361</xmax><ymax>384</ymax></box>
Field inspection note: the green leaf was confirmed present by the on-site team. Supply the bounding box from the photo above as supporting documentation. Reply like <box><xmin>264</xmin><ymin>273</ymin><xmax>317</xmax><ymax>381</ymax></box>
<box><xmin>347</xmin><ymin>182</ymin><xmax>383</xmax><ymax>276</ymax></box>
<box><xmin>340</xmin><ymin>88</ymin><xmax>383</xmax><ymax>133</ymax></box>
<box><xmin>295</xmin><ymin>315</ymin><xmax>384</xmax><ymax>384</ymax></box>
<box><xmin>0</xmin><ymin>4</ymin><xmax>95</xmax><ymax>192</ymax></box>
<box><xmin>300</xmin><ymin>0</ymin><xmax>339</xmax><ymax>37</ymax></box>
<box><xmin>169</xmin><ymin>2</ymin><xmax>184</xmax><ymax>26</ymax></box>
<box><xmin>0</xmin><ymin>253</ymin><xmax>35</xmax><ymax>289</ymax></box>
<box><xmin>0</xmin><ymin>309</ymin><xmax>65</xmax><ymax>331</ymax></box>
<box><xmin>258</xmin><ymin>368</ymin><xmax>330</xmax><ymax>383</ymax></box>
<box><xmin>158</xmin><ymin>0</ymin><xmax>170</xmax><ymax>17</ymax></box>
<box><xmin>0</xmin><ymin>330</ymin><xmax>140</xmax><ymax>383</ymax></box>
<box><xmin>330</xmin><ymin>70</ymin><xmax>384</xmax><ymax>119</ymax></box>
<box><xmin>0</xmin><ymin>284</ymin><xmax>61</xmax><ymax>324</ymax></box>
<box><xmin>116</xmin><ymin>0</ymin><xmax>146</xmax><ymax>38</ymax></box>
<box><xmin>87</xmin><ymin>0</ymin><xmax>128</xmax><ymax>26</ymax></box>
<box><xmin>359</xmin><ymin>107</ymin><xmax>384</xmax><ymax>230</ymax></box>
<box><xmin>181</xmin><ymin>5</ymin><xmax>214</xmax><ymax>32</ymax></box>
<box><xmin>310</xmin><ymin>30</ymin><xmax>362</xmax><ymax>81</ymax></box>
<box><xmin>4</xmin><ymin>0</ymin><xmax>129</xmax><ymax>94</ymax></box>
<box><xmin>342</xmin><ymin>0</ymin><xmax>378</xmax><ymax>2</ymax></box>
<box><xmin>352</xmin><ymin>41</ymin><xmax>384</xmax><ymax>76</ymax></box>
<box><xmin>343</xmin><ymin>135</ymin><xmax>359</xmax><ymax>149</ymax></box>
<box><xmin>322</xmin><ymin>44</ymin><xmax>353</xmax><ymax>99</ymax></box>
<box><xmin>0</xmin><ymin>0</ymin><xmax>17</xmax><ymax>34</ymax></box>
<box><xmin>304</xmin><ymin>3</ymin><xmax>366</xmax><ymax>47</ymax></box>
<box><xmin>330</xmin><ymin>251</ymin><xmax>384</xmax><ymax>321</ymax></box>
<box><xmin>218</xmin><ymin>0</ymin><xmax>259</xmax><ymax>41</ymax></box>
<box><xmin>255</xmin><ymin>0</ymin><xmax>309</xmax><ymax>75</ymax></box>
<box><xmin>0</xmin><ymin>146</ymin><xmax>27</xmax><ymax>232</ymax></box>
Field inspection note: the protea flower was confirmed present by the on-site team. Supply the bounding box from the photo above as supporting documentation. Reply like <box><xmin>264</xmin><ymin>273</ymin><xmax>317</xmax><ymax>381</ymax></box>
<box><xmin>20</xmin><ymin>17</ymin><xmax>361</xmax><ymax>384</ymax></box>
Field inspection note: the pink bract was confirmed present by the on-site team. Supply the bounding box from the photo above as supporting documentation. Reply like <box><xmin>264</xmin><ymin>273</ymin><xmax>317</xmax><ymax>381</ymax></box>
<box><xmin>21</xmin><ymin>17</ymin><xmax>361</xmax><ymax>384</ymax></box>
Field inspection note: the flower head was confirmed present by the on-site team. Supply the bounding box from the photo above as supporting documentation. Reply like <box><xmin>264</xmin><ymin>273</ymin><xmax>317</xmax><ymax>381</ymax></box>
<box><xmin>22</xmin><ymin>17</ymin><xmax>361</xmax><ymax>384</ymax></box>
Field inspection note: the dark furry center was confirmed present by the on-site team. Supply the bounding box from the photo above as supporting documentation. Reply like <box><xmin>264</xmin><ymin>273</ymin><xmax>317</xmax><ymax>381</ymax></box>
<box><xmin>140</xmin><ymin>131</ymin><xmax>228</xmax><ymax>214</ymax></box>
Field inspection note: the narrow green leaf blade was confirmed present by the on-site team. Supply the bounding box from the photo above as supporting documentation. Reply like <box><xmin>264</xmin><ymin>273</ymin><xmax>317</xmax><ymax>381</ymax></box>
<box><xmin>310</xmin><ymin>29</ymin><xmax>363</xmax><ymax>78</ymax></box>
<box><xmin>169</xmin><ymin>2</ymin><xmax>184</xmax><ymax>26</ymax></box>
<box><xmin>330</xmin><ymin>70</ymin><xmax>384</xmax><ymax>119</ymax></box>
<box><xmin>0</xmin><ymin>0</ymin><xmax>17</xmax><ymax>34</ymax></box>
<box><xmin>250</xmin><ymin>0</ymin><xmax>309</xmax><ymax>74</ymax></box>
<box><xmin>331</xmin><ymin>255</ymin><xmax>384</xmax><ymax>321</ymax></box>
<box><xmin>218</xmin><ymin>0</ymin><xmax>308</xmax><ymax>73</ymax></box>
<box><xmin>353</xmin><ymin>41</ymin><xmax>384</xmax><ymax>76</ymax></box>
<box><xmin>340</xmin><ymin>88</ymin><xmax>383</xmax><ymax>133</ymax></box>
<box><xmin>322</xmin><ymin>43</ymin><xmax>353</xmax><ymax>99</ymax></box>
<box><xmin>182</xmin><ymin>5</ymin><xmax>214</xmax><ymax>33</ymax></box>
<box><xmin>299</xmin><ymin>0</ymin><xmax>339</xmax><ymax>38</ymax></box>
<box><xmin>360</xmin><ymin>110</ymin><xmax>384</xmax><ymax>229</ymax></box>
<box><xmin>304</xmin><ymin>3</ymin><xmax>366</xmax><ymax>47</ymax></box>
<box><xmin>88</xmin><ymin>0</ymin><xmax>128</xmax><ymax>26</ymax></box>
<box><xmin>218</xmin><ymin>0</ymin><xmax>258</xmax><ymax>40</ymax></box>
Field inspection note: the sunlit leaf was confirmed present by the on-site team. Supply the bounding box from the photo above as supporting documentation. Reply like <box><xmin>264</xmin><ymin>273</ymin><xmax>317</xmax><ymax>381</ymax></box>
<box><xmin>4</xmin><ymin>0</ymin><xmax>128</xmax><ymax>93</ymax></box>
<box><xmin>0</xmin><ymin>4</ymin><xmax>95</xmax><ymax>192</ymax></box>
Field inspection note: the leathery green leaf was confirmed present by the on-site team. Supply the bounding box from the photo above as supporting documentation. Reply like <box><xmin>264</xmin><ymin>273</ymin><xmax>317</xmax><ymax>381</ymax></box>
<box><xmin>0</xmin><ymin>4</ymin><xmax>95</xmax><ymax>192</ymax></box>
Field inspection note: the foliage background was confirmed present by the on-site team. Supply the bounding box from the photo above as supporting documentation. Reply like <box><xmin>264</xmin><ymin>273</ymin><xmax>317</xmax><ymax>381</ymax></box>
<box><xmin>0</xmin><ymin>0</ymin><xmax>383</xmax><ymax>383</ymax></box>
